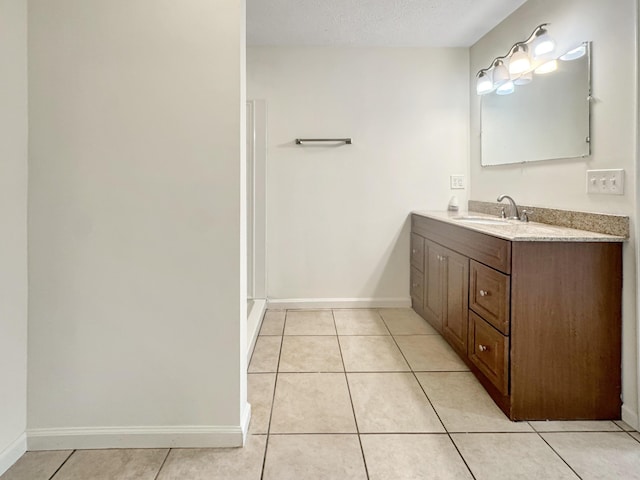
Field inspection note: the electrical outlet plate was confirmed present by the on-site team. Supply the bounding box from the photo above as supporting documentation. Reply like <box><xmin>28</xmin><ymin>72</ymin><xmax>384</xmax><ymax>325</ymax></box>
<box><xmin>450</xmin><ymin>175</ymin><xmax>465</xmax><ymax>189</ymax></box>
<box><xmin>586</xmin><ymin>169</ymin><xmax>625</xmax><ymax>195</ymax></box>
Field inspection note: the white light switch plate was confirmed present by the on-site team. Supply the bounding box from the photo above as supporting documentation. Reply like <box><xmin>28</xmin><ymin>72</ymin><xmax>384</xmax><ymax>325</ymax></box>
<box><xmin>450</xmin><ymin>175</ymin><xmax>465</xmax><ymax>189</ymax></box>
<box><xmin>586</xmin><ymin>169</ymin><xmax>625</xmax><ymax>195</ymax></box>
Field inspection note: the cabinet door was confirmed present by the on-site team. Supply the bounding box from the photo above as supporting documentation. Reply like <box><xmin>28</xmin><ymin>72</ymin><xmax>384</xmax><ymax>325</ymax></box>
<box><xmin>423</xmin><ymin>239</ymin><xmax>444</xmax><ymax>332</ymax></box>
<box><xmin>410</xmin><ymin>266</ymin><xmax>424</xmax><ymax>307</ymax></box>
<box><xmin>410</xmin><ymin>233</ymin><xmax>425</xmax><ymax>272</ymax></box>
<box><xmin>442</xmin><ymin>248</ymin><xmax>469</xmax><ymax>355</ymax></box>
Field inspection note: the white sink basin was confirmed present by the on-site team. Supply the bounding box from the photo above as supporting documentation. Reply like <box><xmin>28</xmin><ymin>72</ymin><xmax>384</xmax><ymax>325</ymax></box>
<box><xmin>453</xmin><ymin>216</ymin><xmax>510</xmax><ymax>225</ymax></box>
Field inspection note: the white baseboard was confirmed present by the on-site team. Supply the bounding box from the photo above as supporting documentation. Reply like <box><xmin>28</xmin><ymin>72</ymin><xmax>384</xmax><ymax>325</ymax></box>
<box><xmin>247</xmin><ymin>298</ymin><xmax>267</xmax><ymax>362</ymax></box>
<box><xmin>621</xmin><ymin>403</ymin><xmax>639</xmax><ymax>430</ymax></box>
<box><xmin>27</xmin><ymin>425</ymin><xmax>244</xmax><ymax>451</ymax></box>
<box><xmin>267</xmin><ymin>297</ymin><xmax>411</xmax><ymax>310</ymax></box>
<box><xmin>0</xmin><ymin>433</ymin><xmax>27</xmax><ymax>477</ymax></box>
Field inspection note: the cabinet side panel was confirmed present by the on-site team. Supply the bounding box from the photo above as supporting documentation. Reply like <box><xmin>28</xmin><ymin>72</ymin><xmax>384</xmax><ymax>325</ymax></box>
<box><xmin>510</xmin><ymin>242</ymin><xmax>622</xmax><ymax>420</ymax></box>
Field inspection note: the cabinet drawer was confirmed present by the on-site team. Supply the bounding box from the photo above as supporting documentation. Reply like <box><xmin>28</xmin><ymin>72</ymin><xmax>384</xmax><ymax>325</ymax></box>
<box><xmin>470</xmin><ymin>260</ymin><xmax>510</xmax><ymax>335</ymax></box>
<box><xmin>412</xmin><ymin>214</ymin><xmax>511</xmax><ymax>274</ymax></box>
<box><xmin>410</xmin><ymin>266</ymin><xmax>424</xmax><ymax>304</ymax></box>
<box><xmin>468</xmin><ymin>311</ymin><xmax>509</xmax><ymax>395</ymax></box>
<box><xmin>411</xmin><ymin>233</ymin><xmax>425</xmax><ymax>272</ymax></box>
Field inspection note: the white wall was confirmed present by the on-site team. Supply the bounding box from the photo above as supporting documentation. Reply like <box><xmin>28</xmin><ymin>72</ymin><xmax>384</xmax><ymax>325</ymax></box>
<box><xmin>27</xmin><ymin>0</ymin><xmax>248</xmax><ymax>448</ymax></box>
<box><xmin>0</xmin><ymin>0</ymin><xmax>28</xmax><ymax>473</ymax></box>
<box><xmin>248</xmin><ymin>47</ymin><xmax>469</xmax><ymax>306</ymax></box>
<box><xmin>470</xmin><ymin>0</ymin><xmax>638</xmax><ymax>427</ymax></box>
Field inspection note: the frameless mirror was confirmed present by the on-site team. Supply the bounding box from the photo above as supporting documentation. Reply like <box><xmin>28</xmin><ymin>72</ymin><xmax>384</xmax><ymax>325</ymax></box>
<box><xmin>480</xmin><ymin>42</ymin><xmax>591</xmax><ymax>166</ymax></box>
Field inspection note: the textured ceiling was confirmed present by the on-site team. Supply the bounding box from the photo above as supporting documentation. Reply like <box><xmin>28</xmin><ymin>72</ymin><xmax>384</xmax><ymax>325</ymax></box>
<box><xmin>247</xmin><ymin>0</ymin><xmax>528</xmax><ymax>47</ymax></box>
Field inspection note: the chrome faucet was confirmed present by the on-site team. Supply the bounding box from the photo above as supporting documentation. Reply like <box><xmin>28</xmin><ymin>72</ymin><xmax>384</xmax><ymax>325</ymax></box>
<box><xmin>497</xmin><ymin>194</ymin><xmax>520</xmax><ymax>220</ymax></box>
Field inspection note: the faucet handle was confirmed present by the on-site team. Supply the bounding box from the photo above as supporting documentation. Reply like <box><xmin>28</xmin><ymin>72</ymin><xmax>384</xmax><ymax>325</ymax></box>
<box><xmin>498</xmin><ymin>206</ymin><xmax>506</xmax><ymax>219</ymax></box>
<box><xmin>520</xmin><ymin>209</ymin><xmax>532</xmax><ymax>223</ymax></box>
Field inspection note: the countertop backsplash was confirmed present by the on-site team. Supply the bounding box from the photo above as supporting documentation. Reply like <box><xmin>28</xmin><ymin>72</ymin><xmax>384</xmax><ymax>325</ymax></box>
<box><xmin>468</xmin><ymin>200</ymin><xmax>630</xmax><ymax>238</ymax></box>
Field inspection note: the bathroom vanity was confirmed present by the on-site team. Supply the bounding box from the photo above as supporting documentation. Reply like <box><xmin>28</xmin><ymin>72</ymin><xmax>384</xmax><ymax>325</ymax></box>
<box><xmin>410</xmin><ymin>211</ymin><xmax>624</xmax><ymax>421</ymax></box>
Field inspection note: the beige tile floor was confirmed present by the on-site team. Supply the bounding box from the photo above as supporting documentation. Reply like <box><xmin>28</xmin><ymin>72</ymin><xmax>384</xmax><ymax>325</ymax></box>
<box><xmin>3</xmin><ymin>308</ymin><xmax>640</xmax><ymax>479</ymax></box>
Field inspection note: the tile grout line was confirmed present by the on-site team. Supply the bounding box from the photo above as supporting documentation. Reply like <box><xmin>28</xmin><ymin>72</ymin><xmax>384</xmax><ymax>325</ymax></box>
<box><xmin>627</xmin><ymin>431</ymin><xmax>640</xmax><ymax>444</ymax></box>
<box><xmin>265</xmin><ymin>369</ymin><xmax>473</xmax><ymax>374</ymax></box>
<box><xmin>48</xmin><ymin>449</ymin><xmax>76</xmax><ymax>480</ymax></box>
<box><xmin>266</xmin><ymin>431</ymin><xmax>448</xmax><ymax>436</ymax></box>
<box><xmin>259</xmin><ymin>310</ymin><xmax>286</xmax><ymax>480</ymax></box>
<box><xmin>613</xmin><ymin>422</ymin><xmax>625</xmax><ymax>431</ymax></box>
<box><xmin>534</xmin><ymin>431</ymin><xmax>584</xmax><ymax>479</ymax></box>
<box><xmin>527</xmin><ymin>424</ymin><xmax>628</xmax><ymax>433</ymax></box>
<box><xmin>373</xmin><ymin>308</ymin><xmax>393</xmax><ymax>336</ymax></box>
<box><xmin>152</xmin><ymin>448</ymin><xmax>172</xmax><ymax>480</ymax></box>
<box><xmin>386</xmin><ymin>328</ymin><xmax>478</xmax><ymax>480</ymax></box>
<box><xmin>332</xmin><ymin>309</ymin><xmax>371</xmax><ymax>480</ymax></box>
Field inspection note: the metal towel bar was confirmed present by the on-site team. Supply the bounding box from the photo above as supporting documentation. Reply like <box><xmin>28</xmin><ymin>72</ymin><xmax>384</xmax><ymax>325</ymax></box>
<box><xmin>295</xmin><ymin>138</ymin><xmax>352</xmax><ymax>145</ymax></box>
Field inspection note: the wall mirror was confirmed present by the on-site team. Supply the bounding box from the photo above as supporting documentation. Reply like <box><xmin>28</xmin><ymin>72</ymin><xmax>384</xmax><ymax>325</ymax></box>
<box><xmin>480</xmin><ymin>42</ymin><xmax>591</xmax><ymax>166</ymax></box>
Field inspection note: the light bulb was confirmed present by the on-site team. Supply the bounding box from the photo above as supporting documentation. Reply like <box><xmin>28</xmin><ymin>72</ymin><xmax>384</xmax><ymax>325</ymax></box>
<box><xmin>492</xmin><ymin>59</ymin><xmax>510</xmax><ymax>87</ymax></box>
<box><xmin>509</xmin><ymin>44</ymin><xmax>531</xmax><ymax>75</ymax></box>
<box><xmin>534</xmin><ymin>60</ymin><xmax>557</xmax><ymax>74</ymax></box>
<box><xmin>532</xmin><ymin>27</ymin><xmax>555</xmax><ymax>58</ymax></box>
<box><xmin>476</xmin><ymin>71</ymin><xmax>494</xmax><ymax>95</ymax></box>
<box><xmin>496</xmin><ymin>80</ymin><xmax>515</xmax><ymax>95</ymax></box>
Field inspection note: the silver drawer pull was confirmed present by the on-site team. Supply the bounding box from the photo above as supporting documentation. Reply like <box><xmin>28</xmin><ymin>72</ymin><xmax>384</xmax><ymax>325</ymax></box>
<box><xmin>478</xmin><ymin>344</ymin><xmax>488</xmax><ymax>352</ymax></box>
<box><xmin>479</xmin><ymin>289</ymin><xmax>489</xmax><ymax>297</ymax></box>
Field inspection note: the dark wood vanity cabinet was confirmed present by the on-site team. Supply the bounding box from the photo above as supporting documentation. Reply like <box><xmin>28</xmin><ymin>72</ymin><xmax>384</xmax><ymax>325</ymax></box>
<box><xmin>410</xmin><ymin>213</ymin><xmax>622</xmax><ymax>421</ymax></box>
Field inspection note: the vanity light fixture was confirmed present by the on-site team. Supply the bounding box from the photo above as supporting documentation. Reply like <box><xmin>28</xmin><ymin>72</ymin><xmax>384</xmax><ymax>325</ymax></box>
<box><xmin>531</xmin><ymin>26</ymin><xmax>555</xmax><ymax>58</ymax></box>
<box><xmin>476</xmin><ymin>70</ymin><xmax>494</xmax><ymax>95</ymax></box>
<box><xmin>492</xmin><ymin>59</ymin><xmax>510</xmax><ymax>85</ymax></box>
<box><xmin>509</xmin><ymin>44</ymin><xmax>531</xmax><ymax>75</ymax></box>
<box><xmin>475</xmin><ymin>23</ymin><xmax>556</xmax><ymax>96</ymax></box>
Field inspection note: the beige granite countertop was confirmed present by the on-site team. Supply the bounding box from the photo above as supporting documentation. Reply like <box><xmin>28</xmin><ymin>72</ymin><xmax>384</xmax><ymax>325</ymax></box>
<box><xmin>412</xmin><ymin>210</ymin><xmax>626</xmax><ymax>242</ymax></box>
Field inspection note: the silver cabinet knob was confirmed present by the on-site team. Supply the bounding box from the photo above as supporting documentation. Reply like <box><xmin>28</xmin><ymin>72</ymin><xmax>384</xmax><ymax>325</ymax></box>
<box><xmin>479</xmin><ymin>290</ymin><xmax>488</xmax><ymax>297</ymax></box>
<box><xmin>412</xmin><ymin>249</ymin><xmax>416</xmax><ymax>254</ymax></box>
<box><xmin>412</xmin><ymin>283</ymin><xmax>418</xmax><ymax>288</ymax></box>
<box><xmin>478</xmin><ymin>344</ymin><xmax>488</xmax><ymax>352</ymax></box>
